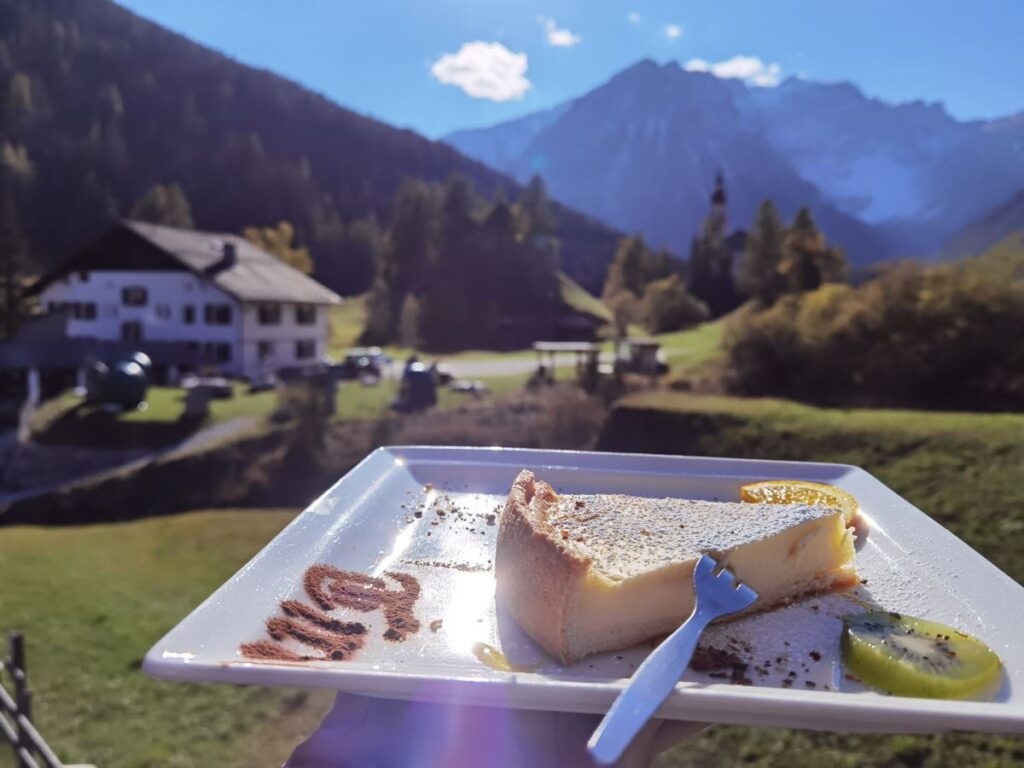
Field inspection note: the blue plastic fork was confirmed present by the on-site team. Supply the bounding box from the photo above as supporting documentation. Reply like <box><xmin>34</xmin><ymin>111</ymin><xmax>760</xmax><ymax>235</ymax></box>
<box><xmin>587</xmin><ymin>554</ymin><xmax>759</xmax><ymax>765</ymax></box>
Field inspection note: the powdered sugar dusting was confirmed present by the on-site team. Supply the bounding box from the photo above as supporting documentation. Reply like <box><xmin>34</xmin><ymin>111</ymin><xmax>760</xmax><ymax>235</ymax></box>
<box><xmin>551</xmin><ymin>495</ymin><xmax>838</xmax><ymax>578</ymax></box>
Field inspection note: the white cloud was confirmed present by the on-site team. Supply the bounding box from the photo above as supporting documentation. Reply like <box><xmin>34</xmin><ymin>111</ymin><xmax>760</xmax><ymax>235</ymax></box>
<box><xmin>431</xmin><ymin>41</ymin><xmax>531</xmax><ymax>101</ymax></box>
<box><xmin>538</xmin><ymin>16</ymin><xmax>581</xmax><ymax>47</ymax></box>
<box><xmin>628</xmin><ymin>12</ymin><xmax>641</xmax><ymax>24</ymax></box>
<box><xmin>664</xmin><ymin>24</ymin><xmax>683</xmax><ymax>40</ymax></box>
<box><xmin>684</xmin><ymin>55</ymin><xmax>783</xmax><ymax>87</ymax></box>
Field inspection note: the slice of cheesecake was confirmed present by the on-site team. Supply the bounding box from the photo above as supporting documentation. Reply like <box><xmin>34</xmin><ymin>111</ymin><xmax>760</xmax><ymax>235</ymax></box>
<box><xmin>496</xmin><ymin>470</ymin><xmax>857</xmax><ymax>664</ymax></box>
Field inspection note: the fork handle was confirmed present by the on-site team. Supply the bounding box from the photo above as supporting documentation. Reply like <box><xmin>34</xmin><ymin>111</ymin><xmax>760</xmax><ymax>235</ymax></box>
<box><xmin>587</xmin><ymin>609</ymin><xmax>713</xmax><ymax>765</ymax></box>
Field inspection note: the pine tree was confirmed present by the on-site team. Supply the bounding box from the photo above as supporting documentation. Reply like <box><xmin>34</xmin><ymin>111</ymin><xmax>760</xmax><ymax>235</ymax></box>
<box><xmin>0</xmin><ymin>182</ymin><xmax>27</xmax><ymax>338</ymax></box>
<box><xmin>362</xmin><ymin>278</ymin><xmax>394</xmax><ymax>345</ymax></box>
<box><xmin>398</xmin><ymin>293</ymin><xmax>421</xmax><ymax>350</ymax></box>
<box><xmin>419</xmin><ymin>176</ymin><xmax>481</xmax><ymax>348</ymax></box>
<box><xmin>519</xmin><ymin>175</ymin><xmax>555</xmax><ymax>239</ymax></box>
<box><xmin>739</xmin><ymin>200</ymin><xmax>786</xmax><ymax>305</ymax></box>
<box><xmin>687</xmin><ymin>221</ymin><xmax>738</xmax><ymax>318</ymax></box>
<box><xmin>385</xmin><ymin>178</ymin><xmax>437</xmax><ymax>298</ymax></box>
<box><xmin>517</xmin><ymin>175</ymin><xmax>560</xmax><ymax>278</ymax></box>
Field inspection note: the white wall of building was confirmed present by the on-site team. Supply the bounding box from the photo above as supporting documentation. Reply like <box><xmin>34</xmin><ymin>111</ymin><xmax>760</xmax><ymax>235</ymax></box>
<box><xmin>240</xmin><ymin>303</ymin><xmax>329</xmax><ymax>380</ymax></box>
<box><xmin>39</xmin><ymin>270</ymin><xmax>330</xmax><ymax>379</ymax></box>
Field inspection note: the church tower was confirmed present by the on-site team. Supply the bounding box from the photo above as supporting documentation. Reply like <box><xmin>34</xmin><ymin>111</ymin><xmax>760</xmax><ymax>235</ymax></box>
<box><xmin>707</xmin><ymin>172</ymin><xmax>727</xmax><ymax>242</ymax></box>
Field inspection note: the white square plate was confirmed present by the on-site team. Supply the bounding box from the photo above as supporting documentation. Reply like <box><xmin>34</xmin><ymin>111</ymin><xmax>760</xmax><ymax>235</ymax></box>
<box><xmin>144</xmin><ymin>447</ymin><xmax>1024</xmax><ymax>734</ymax></box>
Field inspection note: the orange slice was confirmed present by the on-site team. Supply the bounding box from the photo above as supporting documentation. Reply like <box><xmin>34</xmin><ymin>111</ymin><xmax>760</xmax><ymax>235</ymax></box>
<box><xmin>740</xmin><ymin>480</ymin><xmax>859</xmax><ymax>525</ymax></box>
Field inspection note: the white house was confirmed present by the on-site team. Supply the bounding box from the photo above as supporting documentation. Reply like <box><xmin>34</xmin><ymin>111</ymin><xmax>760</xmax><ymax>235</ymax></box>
<box><xmin>29</xmin><ymin>219</ymin><xmax>341</xmax><ymax>380</ymax></box>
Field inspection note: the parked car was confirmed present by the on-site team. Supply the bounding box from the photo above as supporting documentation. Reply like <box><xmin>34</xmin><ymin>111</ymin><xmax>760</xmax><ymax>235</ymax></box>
<box><xmin>180</xmin><ymin>374</ymin><xmax>234</xmax><ymax>398</ymax></box>
<box><xmin>430</xmin><ymin>362</ymin><xmax>455</xmax><ymax>385</ymax></box>
<box><xmin>329</xmin><ymin>348</ymin><xmax>383</xmax><ymax>381</ymax></box>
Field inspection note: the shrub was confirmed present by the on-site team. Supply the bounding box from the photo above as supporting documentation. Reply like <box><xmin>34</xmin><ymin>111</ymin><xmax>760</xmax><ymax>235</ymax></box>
<box><xmin>532</xmin><ymin>387</ymin><xmax>606</xmax><ymax>450</ymax></box>
<box><xmin>640</xmin><ymin>274</ymin><xmax>709</xmax><ymax>334</ymax></box>
<box><xmin>724</xmin><ymin>251</ymin><xmax>1024</xmax><ymax>410</ymax></box>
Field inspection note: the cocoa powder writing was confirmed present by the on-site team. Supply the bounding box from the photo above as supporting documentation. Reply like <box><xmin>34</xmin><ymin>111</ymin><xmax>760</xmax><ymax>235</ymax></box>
<box><xmin>240</xmin><ymin>565</ymin><xmax>421</xmax><ymax>663</ymax></box>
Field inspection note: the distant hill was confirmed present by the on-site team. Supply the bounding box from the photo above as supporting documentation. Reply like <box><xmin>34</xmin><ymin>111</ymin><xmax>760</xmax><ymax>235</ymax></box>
<box><xmin>0</xmin><ymin>0</ymin><xmax>620</xmax><ymax>292</ymax></box>
<box><xmin>941</xmin><ymin>190</ymin><xmax>1024</xmax><ymax>260</ymax></box>
<box><xmin>446</xmin><ymin>60</ymin><xmax>1024</xmax><ymax>263</ymax></box>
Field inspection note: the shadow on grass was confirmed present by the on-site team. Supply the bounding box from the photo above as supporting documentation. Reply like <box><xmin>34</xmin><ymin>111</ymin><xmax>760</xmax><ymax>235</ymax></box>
<box><xmin>32</xmin><ymin>401</ymin><xmax>206</xmax><ymax>450</ymax></box>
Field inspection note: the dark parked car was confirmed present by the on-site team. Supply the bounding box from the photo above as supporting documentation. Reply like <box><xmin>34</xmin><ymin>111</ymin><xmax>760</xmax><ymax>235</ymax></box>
<box><xmin>329</xmin><ymin>347</ymin><xmax>384</xmax><ymax>381</ymax></box>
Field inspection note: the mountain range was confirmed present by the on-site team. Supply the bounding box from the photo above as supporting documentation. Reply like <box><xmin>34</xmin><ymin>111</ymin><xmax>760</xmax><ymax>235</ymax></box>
<box><xmin>446</xmin><ymin>60</ymin><xmax>1024</xmax><ymax>264</ymax></box>
<box><xmin>0</xmin><ymin>0</ymin><xmax>619</xmax><ymax>293</ymax></box>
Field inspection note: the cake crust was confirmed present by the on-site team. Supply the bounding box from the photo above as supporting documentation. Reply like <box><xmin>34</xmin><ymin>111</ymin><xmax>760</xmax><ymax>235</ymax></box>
<box><xmin>495</xmin><ymin>470</ymin><xmax>591</xmax><ymax>663</ymax></box>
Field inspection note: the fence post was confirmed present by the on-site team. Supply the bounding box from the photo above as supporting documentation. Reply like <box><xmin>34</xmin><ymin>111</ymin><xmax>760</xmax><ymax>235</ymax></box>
<box><xmin>10</xmin><ymin>632</ymin><xmax>32</xmax><ymax>768</ymax></box>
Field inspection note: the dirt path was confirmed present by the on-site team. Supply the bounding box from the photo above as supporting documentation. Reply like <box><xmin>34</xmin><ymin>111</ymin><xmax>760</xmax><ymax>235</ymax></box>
<box><xmin>0</xmin><ymin>416</ymin><xmax>260</xmax><ymax>507</ymax></box>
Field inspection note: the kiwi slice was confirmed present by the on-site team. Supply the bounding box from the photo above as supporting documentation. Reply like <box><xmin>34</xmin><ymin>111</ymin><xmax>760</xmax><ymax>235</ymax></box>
<box><xmin>842</xmin><ymin>612</ymin><xmax>1002</xmax><ymax>699</ymax></box>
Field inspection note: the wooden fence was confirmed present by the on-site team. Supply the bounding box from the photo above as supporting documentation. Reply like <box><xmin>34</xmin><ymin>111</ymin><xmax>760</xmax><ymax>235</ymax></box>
<box><xmin>0</xmin><ymin>632</ymin><xmax>67</xmax><ymax>768</ymax></box>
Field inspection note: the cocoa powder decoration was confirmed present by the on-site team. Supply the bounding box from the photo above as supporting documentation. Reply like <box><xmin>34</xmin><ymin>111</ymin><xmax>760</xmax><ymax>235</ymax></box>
<box><xmin>240</xmin><ymin>565</ymin><xmax>422</xmax><ymax>663</ymax></box>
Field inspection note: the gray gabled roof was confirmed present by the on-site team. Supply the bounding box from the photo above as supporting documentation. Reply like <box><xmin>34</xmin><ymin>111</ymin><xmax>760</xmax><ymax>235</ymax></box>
<box><xmin>121</xmin><ymin>220</ymin><xmax>341</xmax><ymax>305</ymax></box>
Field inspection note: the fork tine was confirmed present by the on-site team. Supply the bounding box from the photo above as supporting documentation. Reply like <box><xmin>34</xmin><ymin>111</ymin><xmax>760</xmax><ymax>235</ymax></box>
<box><xmin>694</xmin><ymin>554</ymin><xmax>718</xmax><ymax>579</ymax></box>
<box><xmin>735</xmin><ymin>583</ymin><xmax>758</xmax><ymax>606</ymax></box>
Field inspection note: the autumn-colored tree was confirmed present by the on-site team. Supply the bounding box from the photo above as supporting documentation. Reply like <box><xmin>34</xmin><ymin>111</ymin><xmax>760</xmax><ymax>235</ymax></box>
<box><xmin>602</xmin><ymin>235</ymin><xmax>684</xmax><ymax>334</ymax></box>
<box><xmin>603</xmin><ymin>236</ymin><xmax>666</xmax><ymax>300</ymax></box>
<box><xmin>243</xmin><ymin>220</ymin><xmax>313</xmax><ymax>274</ymax></box>
<box><xmin>780</xmin><ymin>207</ymin><xmax>847</xmax><ymax>292</ymax></box>
<box><xmin>640</xmin><ymin>274</ymin><xmax>709</xmax><ymax>334</ymax></box>
<box><xmin>129</xmin><ymin>183</ymin><xmax>194</xmax><ymax>229</ymax></box>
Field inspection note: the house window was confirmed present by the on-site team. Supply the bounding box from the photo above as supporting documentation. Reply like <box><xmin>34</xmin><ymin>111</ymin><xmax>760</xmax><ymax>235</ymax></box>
<box><xmin>295</xmin><ymin>305</ymin><xmax>317</xmax><ymax>325</ymax></box>
<box><xmin>155</xmin><ymin>304</ymin><xmax>171</xmax><ymax>320</ymax></box>
<box><xmin>257</xmin><ymin>304</ymin><xmax>282</xmax><ymax>325</ymax></box>
<box><xmin>204</xmin><ymin>342</ymin><xmax>232</xmax><ymax>363</ymax></box>
<box><xmin>122</xmin><ymin>286</ymin><xmax>148</xmax><ymax>307</ymax></box>
<box><xmin>295</xmin><ymin>339</ymin><xmax>316</xmax><ymax>359</ymax></box>
<box><xmin>51</xmin><ymin>302</ymin><xmax>96</xmax><ymax>320</ymax></box>
<box><xmin>204</xmin><ymin>303</ymin><xmax>233</xmax><ymax>325</ymax></box>
<box><xmin>183</xmin><ymin>305</ymin><xmax>195</xmax><ymax>324</ymax></box>
<box><xmin>121</xmin><ymin>321</ymin><xmax>143</xmax><ymax>342</ymax></box>
<box><xmin>257</xmin><ymin>340</ymin><xmax>275</xmax><ymax>360</ymax></box>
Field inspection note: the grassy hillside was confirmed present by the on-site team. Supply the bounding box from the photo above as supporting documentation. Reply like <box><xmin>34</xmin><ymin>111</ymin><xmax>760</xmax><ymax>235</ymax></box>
<box><xmin>0</xmin><ymin>510</ymin><xmax>332</xmax><ymax>768</ymax></box>
<box><xmin>598</xmin><ymin>393</ymin><xmax>1024</xmax><ymax>767</ymax></box>
<box><xmin>941</xmin><ymin>192</ymin><xmax>1024</xmax><ymax>260</ymax></box>
<box><xmin>558</xmin><ymin>272</ymin><xmax>613</xmax><ymax>322</ymax></box>
<box><xmin>657</xmin><ymin>321</ymin><xmax>724</xmax><ymax>377</ymax></box>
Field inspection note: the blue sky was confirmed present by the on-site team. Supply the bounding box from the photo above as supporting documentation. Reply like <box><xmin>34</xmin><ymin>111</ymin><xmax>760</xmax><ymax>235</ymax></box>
<box><xmin>119</xmin><ymin>0</ymin><xmax>1024</xmax><ymax>138</ymax></box>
